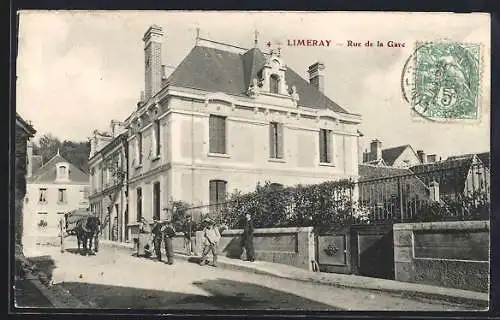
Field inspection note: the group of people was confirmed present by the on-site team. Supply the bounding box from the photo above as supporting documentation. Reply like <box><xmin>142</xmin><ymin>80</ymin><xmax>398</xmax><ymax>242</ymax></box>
<box><xmin>137</xmin><ymin>212</ymin><xmax>256</xmax><ymax>267</ymax></box>
<box><xmin>138</xmin><ymin>217</ymin><xmax>177</xmax><ymax>264</ymax></box>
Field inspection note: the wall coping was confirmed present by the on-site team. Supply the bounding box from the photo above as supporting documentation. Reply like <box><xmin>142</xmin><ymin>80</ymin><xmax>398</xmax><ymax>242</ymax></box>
<box><xmin>222</xmin><ymin>226</ymin><xmax>313</xmax><ymax>235</ymax></box>
<box><xmin>394</xmin><ymin>220</ymin><xmax>490</xmax><ymax>231</ymax></box>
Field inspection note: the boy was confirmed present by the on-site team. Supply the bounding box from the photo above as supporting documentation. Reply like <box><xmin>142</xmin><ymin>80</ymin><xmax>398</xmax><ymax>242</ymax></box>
<box><xmin>199</xmin><ymin>218</ymin><xmax>221</xmax><ymax>267</ymax></box>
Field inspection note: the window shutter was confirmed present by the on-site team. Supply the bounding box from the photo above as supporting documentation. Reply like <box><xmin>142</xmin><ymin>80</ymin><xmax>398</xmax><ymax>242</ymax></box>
<box><xmin>209</xmin><ymin>116</ymin><xmax>215</xmax><ymax>153</ymax></box>
<box><xmin>209</xmin><ymin>180</ymin><xmax>217</xmax><ymax>205</ymax></box>
<box><xmin>269</xmin><ymin>123</ymin><xmax>276</xmax><ymax>158</ymax></box>
<box><xmin>326</xmin><ymin>131</ymin><xmax>333</xmax><ymax>163</ymax></box>
<box><xmin>319</xmin><ymin>129</ymin><xmax>326</xmax><ymax>162</ymax></box>
<box><xmin>277</xmin><ymin>123</ymin><xmax>284</xmax><ymax>159</ymax></box>
<box><xmin>218</xmin><ymin>181</ymin><xmax>227</xmax><ymax>203</ymax></box>
<box><xmin>210</xmin><ymin>115</ymin><xmax>226</xmax><ymax>154</ymax></box>
<box><xmin>219</xmin><ymin>116</ymin><xmax>226</xmax><ymax>154</ymax></box>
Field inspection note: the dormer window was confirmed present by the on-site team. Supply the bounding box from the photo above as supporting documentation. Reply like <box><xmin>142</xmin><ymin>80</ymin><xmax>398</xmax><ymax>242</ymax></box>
<box><xmin>270</xmin><ymin>74</ymin><xmax>280</xmax><ymax>94</ymax></box>
<box><xmin>56</xmin><ymin>162</ymin><xmax>70</xmax><ymax>181</ymax></box>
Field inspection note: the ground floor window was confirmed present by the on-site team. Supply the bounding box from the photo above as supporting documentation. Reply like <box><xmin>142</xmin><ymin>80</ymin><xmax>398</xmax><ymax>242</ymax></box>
<box><xmin>209</xmin><ymin>180</ymin><xmax>227</xmax><ymax>214</ymax></box>
<box><xmin>37</xmin><ymin>212</ymin><xmax>48</xmax><ymax>229</ymax></box>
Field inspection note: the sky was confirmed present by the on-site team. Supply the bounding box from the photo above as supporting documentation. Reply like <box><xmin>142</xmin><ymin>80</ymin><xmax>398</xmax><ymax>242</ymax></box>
<box><xmin>16</xmin><ymin>11</ymin><xmax>490</xmax><ymax>159</ymax></box>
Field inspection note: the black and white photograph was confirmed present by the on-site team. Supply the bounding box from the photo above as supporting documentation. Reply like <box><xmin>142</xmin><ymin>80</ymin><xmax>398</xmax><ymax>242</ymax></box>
<box><xmin>13</xmin><ymin>11</ymin><xmax>491</xmax><ymax>312</ymax></box>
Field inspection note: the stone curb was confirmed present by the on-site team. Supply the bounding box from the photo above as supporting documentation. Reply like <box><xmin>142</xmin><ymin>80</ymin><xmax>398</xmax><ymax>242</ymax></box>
<box><xmin>172</xmin><ymin>254</ymin><xmax>488</xmax><ymax>308</ymax></box>
<box><xmin>98</xmin><ymin>241</ymin><xmax>489</xmax><ymax>308</ymax></box>
<box><xmin>15</xmin><ymin>255</ymin><xmax>90</xmax><ymax>309</ymax></box>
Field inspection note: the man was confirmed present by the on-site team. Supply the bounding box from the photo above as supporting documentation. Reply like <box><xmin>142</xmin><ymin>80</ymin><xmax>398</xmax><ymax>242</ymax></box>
<box><xmin>151</xmin><ymin>218</ymin><xmax>163</xmax><ymax>262</ymax></box>
<box><xmin>199</xmin><ymin>218</ymin><xmax>221</xmax><ymax>267</ymax></box>
<box><xmin>138</xmin><ymin>217</ymin><xmax>152</xmax><ymax>257</ymax></box>
<box><xmin>183</xmin><ymin>215</ymin><xmax>197</xmax><ymax>256</ymax></box>
<box><xmin>242</xmin><ymin>213</ymin><xmax>255</xmax><ymax>262</ymax></box>
<box><xmin>161</xmin><ymin>219</ymin><xmax>176</xmax><ymax>265</ymax></box>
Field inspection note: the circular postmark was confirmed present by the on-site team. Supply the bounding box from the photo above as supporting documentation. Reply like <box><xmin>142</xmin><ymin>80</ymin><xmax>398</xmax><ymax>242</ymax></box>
<box><xmin>401</xmin><ymin>40</ymin><xmax>481</xmax><ymax>122</ymax></box>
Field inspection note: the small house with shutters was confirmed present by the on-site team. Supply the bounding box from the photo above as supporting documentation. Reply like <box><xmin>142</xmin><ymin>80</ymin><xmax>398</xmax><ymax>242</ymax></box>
<box><xmin>23</xmin><ymin>150</ymin><xmax>90</xmax><ymax>241</ymax></box>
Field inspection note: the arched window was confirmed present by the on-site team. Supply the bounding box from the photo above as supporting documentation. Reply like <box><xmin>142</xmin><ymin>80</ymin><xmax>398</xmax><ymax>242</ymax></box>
<box><xmin>270</xmin><ymin>74</ymin><xmax>280</xmax><ymax>94</ymax></box>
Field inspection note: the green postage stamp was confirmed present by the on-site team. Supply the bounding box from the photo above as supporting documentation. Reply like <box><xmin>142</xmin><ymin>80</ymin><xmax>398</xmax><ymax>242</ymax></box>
<box><xmin>401</xmin><ymin>41</ymin><xmax>481</xmax><ymax>121</ymax></box>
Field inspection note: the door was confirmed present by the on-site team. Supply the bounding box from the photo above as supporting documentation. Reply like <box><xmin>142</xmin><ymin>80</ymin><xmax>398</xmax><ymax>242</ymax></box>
<box><xmin>316</xmin><ymin>226</ymin><xmax>351</xmax><ymax>274</ymax></box>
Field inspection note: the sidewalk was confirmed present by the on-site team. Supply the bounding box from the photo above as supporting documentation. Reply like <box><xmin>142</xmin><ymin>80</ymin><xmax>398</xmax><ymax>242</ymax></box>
<box><xmin>100</xmin><ymin>240</ymin><xmax>489</xmax><ymax>308</ymax></box>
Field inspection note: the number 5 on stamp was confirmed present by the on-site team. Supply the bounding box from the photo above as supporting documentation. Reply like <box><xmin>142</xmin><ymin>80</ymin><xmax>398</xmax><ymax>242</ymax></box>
<box><xmin>401</xmin><ymin>41</ymin><xmax>481</xmax><ymax>121</ymax></box>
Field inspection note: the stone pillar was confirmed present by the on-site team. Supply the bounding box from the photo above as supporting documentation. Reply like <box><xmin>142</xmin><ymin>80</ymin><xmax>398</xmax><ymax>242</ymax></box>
<box><xmin>429</xmin><ymin>180</ymin><xmax>440</xmax><ymax>202</ymax></box>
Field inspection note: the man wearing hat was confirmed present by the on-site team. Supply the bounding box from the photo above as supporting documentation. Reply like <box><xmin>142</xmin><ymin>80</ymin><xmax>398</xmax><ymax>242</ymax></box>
<box><xmin>161</xmin><ymin>219</ymin><xmax>176</xmax><ymax>265</ymax></box>
<box><xmin>183</xmin><ymin>215</ymin><xmax>197</xmax><ymax>256</ymax></box>
<box><xmin>151</xmin><ymin>218</ymin><xmax>163</xmax><ymax>262</ymax></box>
<box><xmin>199</xmin><ymin>217</ymin><xmax>221</xmax><ymax>267</ymax></box>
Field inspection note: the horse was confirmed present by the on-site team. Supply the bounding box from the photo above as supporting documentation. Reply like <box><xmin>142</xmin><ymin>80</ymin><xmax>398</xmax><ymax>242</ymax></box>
<box><xmin>75</xmin><ymin>216</ymin><xmax>100</xmax><ymax>255</ymax></box>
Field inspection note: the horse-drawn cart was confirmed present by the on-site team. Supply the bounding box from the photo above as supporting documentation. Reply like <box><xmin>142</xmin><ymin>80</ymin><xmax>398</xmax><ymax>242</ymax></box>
<box><xmin>59</xmin><ymin>208</ymin><xmax>100</xmax><ymax>255</ymax></box>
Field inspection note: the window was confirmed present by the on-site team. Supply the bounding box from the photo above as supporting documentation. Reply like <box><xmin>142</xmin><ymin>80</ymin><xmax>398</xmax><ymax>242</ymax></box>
<box><xmin>58</xmin><ymin>189</ymin><xmax>67</xmax><ymax>204</ymax></box>
<box><xmin>57</xmin><ymin>165</ymin><xmax>67</xmax><ymax>179</ymax></box>
<box><xmin>154</xmin><ymin>120</ymin><xmax>161</xmax><ymax>157</ymax></box>
<box><xmin>209</xmin><ymin>180</ymin><xmax>227</xmax><ymax>212</ymax></box>
<box><xmin>153</xmin><ymin>182</ymin><xmax>161</xmax><ymax>221</ymax></box>
<box><xmin>38</xmin><ymin>188</ymin><xmax>47</xmax><ymax>204</ymax></box>
<box><xmin>269</xmin><ymin>122</ymin><xmax>284</xmax><ymax>159</ymax></box>
<box><xmin>136</xmin><ymin>187</ymin><xmax>142</xmax><ymax>222</ymax></box>
<box><xmin>209</xmin><ymin>115</ymin><xmax>226</xmax><ymax>154</ymax></box>
<box><xmin>137</xmin><ymin>132</ymin><xmax>143</xmax><ymax>164</ymax></box>
<box><xmin>57</xmin><ymin>212</ymin><xmax>65</xmax><ymax>215</ymax></box>
<box><xmin>270</xmin><ymin>74</ymin><xmax>280</xmax><ymax>94</ymax></box>
<box><xmin>37</xmin><ymin>212</ymin><xmax>48</xmax><ymax>229</ymax></box>
<box><xmin>319</xmin><ymin>129</ymin><xmax>333</xmax><ymax>163</ymax></box>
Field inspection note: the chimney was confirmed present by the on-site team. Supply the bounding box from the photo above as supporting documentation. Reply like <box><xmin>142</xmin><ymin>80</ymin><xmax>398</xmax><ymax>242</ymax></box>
<box><xmin>370</xmin><ymin>139</ymin><xmax>382</xmax><ymax>161</ymax></box>
<box><xmin>26</xmin><ymin>140</ymin><xmax>33</xmax><ymax>178</ymax></box>
<box><xmin>143</xmin><ymin>25</ymin><xmax>164</xmax><ymax>101</ymax></box>
<box><xmin>417</xmin><ymin>150</ymin><xmax>427</xmax><ymax>164</ymax></box>
<box><xmin>137</xmin><ymin>91</ymin><xmax>145</xmax><ymax>109</ymax></box>
<box><xmin>427</xmin><ymin>154</ymin><xmax>437</xmax><ymax>163</ymax></box>
<box><xmin>307</xmin><ymin>62</ymin><xmax>325</xmax><ymax>92</ymax></box>
<box><xmin>357</xmin><ymin>130</ymin><xmax>364</xmax><ymax>164</ymax></box>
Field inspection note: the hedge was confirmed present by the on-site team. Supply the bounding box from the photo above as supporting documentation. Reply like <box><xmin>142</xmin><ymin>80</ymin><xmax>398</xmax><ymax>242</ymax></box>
<box><xmin>216</xmin><ymin>180</ymin><xmax>356</xmax><ymax>229</ymax></box>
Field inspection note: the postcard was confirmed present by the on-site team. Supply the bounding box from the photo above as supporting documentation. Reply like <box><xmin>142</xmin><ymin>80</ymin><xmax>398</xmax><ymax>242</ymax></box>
<box><xmin>13</xmin><ymin>11</ymin><xmax>490</xmax><ymax>312</ymax></box>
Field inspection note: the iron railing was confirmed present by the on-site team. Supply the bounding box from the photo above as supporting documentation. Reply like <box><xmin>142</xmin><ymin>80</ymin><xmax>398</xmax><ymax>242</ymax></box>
<box><xmin>167</xmin><ymin>162</ymin><xmax>490</xmax><ymax>229</ymax></box>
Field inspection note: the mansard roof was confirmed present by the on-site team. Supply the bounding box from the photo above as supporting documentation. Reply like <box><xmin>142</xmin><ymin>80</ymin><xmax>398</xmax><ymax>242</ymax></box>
<box><xmin>167</xmin><ymin>45</ymin><xmax>351</xmax><ymax>114</ymax></box>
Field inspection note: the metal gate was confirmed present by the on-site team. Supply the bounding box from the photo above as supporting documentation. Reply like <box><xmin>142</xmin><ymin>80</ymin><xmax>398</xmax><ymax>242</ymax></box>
<box><xmin>316</xmin><ymin>223</ymin><xmax>394</xmax><ymax>279</ymax></box>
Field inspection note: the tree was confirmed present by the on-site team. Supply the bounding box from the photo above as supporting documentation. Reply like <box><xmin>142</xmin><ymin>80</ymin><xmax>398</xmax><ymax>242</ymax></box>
<box><xmin>32</xmin><ymin>133</ymin><xmax>91</xmax><ymax>173</ymax></box>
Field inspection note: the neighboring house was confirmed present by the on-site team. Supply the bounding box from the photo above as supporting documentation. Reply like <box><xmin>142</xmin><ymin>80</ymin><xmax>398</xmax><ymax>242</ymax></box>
<box><xmin>358</xmin><ymin>164</ymin><xmax>431</xmax><ymax>219</ymax></box>
<box><xmin>121</xmin><ymin>25</ymin><xmax>362</xmax><ymax>238</ymax></box>
<box><xmin>23</xmin><ymin>150</ymin><xmax>90</xmax><ymax>240</ymax></box>
<box><xmin>88</xmin><ymin>121</ymin><xmax>129</xmax><ymax>242</ymax></box>
<box><xmin>15</xmin><ymin>113</ymin><xmax>36</xmax><ymax>250</ymax></box>
<box><xmin>362</xmin><ymin>139</ymin><xmax>439</xmax><ymax>168</ymax></box>
<box><xmin>409</xmin><ymin>154</ymin><xmax>490</xmax><ymax>202</ymax></box>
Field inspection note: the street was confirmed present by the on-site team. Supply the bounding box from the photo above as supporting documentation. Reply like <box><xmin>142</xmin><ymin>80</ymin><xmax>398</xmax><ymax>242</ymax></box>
<box><xmin>18</xmin><ymin>240</ymin><xmax>478</xmax><ymax>311</ymax></box>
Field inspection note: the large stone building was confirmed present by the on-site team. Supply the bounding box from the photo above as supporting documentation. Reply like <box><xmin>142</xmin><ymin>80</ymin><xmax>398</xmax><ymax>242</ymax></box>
<box><xmin>120</xmin><ymin>25</ymin><xmax>362</xmax><ymax>235</ymax></box>
<box><xmin>23</xmin><ymin>150</ymin><xmax>90</xmax><ymax>242</ymax></box>
<box><xmin>88</xmin><ymin>121</ymin><xmax>129</xmax><ymax>242</ymax></box>
<box><xmin>15</xmin><ymin>113</ymin><xmax>36</xmax><ymax>251</ymax></box>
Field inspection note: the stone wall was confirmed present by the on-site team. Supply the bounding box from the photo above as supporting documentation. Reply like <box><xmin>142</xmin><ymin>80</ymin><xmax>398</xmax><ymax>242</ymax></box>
<box><xmin>193</xmin><ymin>227</ymin><xmax>315</xmax><ymax>270</ymax></box>
<box><xmin>394</xmin><ymin>221</ymin><xmax>489</xmax><ymax>293</ymax></box>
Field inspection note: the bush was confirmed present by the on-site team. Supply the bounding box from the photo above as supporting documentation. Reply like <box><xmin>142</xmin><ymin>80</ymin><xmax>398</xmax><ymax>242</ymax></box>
<box><xmin>219</xmin><ymin>179</ymin><xmax>355</xmax><ymax>229</ymax></box>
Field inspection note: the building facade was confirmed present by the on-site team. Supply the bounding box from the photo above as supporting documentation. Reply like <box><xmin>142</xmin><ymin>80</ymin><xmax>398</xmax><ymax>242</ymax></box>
<box><xmin>88</xmin><ymin>122</ymin><xmax>129</xmax><ymax>242</ymax></box>
<box><xmin>15</xmin><ymin>113</ymin><xmax>36</xmax><ymax>251</ymax></box>
<box><xmin>23</xmin><ymin>151</ymin><xmax>90</xmax><ymax>241</ymax></box>
<box><xmin>122</xmin><ymin>25</ymin><xmax>362</xmax><ymax>236</ymax></box>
